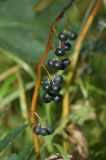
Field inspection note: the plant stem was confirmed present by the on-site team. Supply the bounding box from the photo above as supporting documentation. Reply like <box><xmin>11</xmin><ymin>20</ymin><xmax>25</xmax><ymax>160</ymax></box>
<box><xmin>30</xmin><ymin>0</ymin><xmax>75</xmax><ymax>154</ymax></box>
<box><xmin>62</xmin><ymin>0</ymin><xmax>102</xmax><ymax>121</ymax></box>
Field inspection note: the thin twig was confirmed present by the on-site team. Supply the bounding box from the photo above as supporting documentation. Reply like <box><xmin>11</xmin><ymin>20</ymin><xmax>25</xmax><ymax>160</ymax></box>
<box><xmin>42</xmin><ymin>65</ymin><xmax>51</xmax><ymax>79</ymax></box>
<box><xmin>30</xmin><ymin>0</ymin><xmax>75</xmax><ymax>154</ymax></box>
<box><xmin>62</xmin><ymin>0</ymin><xmax>102</xmax><ymax>121</ymax></box>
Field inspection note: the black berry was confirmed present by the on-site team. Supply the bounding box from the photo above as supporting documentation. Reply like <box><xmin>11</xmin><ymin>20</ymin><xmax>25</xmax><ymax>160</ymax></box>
<box><xmin>52</xmin><ymin>84</ymin><xmax>61</xmax><ymax>92</ymax></box>
<box><xmin>64</xmin><ymin>42</ymin><xmax>71</xmax><ymax>51</ymax></box>
<box><xmin>53</xmin><ymin>60</ymin><xmax>63</xmax><ymax>69</ymax></box>
<box><xmin>55</xmin><ymin>47</ymin><xmax>65</xmax><ymax>57</ymax></box>
<box><xmin>54</xmin><ymin>94</ymin><xmax>62</xmax><ymax>103</ymax></box>
<box><xmin>53</xmin><ymin>75</ymin><xmax>64</xmax><ymax>85</ymax></box>
<box><xmin>49</xmin><ymin>84</ymin><xmax>61</xmax><ymax>96</ymax></box>
<box><xmin>42</xmin><ymin>92</ymin><xmax>53</xmax><ymax>103</ymax></box>
<box><xmin>47</xmin><ymin>60</ymin><xmax>54</xmax><ymax>67</ymax></box>
<box><xmin>43</xmin><ymin>83</ymin><xmax>52</xmax><ymax>92</ymax></box>
<box><xmin>69</xmin><ymin>32</ymin><xmax>77</xmax><ymax>40</ymax></box>
<box><xmin>46</xmin><ymin>125</ymin><xmax>54</xmax><ymax>134</ymax></box>
<box><xmin>40</xmin><ymin>128</ymin><xmax>48</xmax><ymax>136</ymax></box>
<box><xmin>42</xmin><ymin>79</ymin><xmax>51</xmax><ymax>85</ymax></box>
<box><xmin>33</xmin><ymin>125</ymin><xmax>41</xmax><ymax>135</ymax></box>
<box><xmin>58</xmin><ymin>32</ymin><xmax>68</xmax><ymax>41</ymax></box>
<box><xmin>62</xmin><ymin>58</ymin><xmax>71</xmax><ymax>67</ymax></box>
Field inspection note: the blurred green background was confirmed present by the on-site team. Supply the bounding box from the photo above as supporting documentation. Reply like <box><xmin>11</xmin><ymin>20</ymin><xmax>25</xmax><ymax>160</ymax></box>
<box><xmin>0</xmin><ymin>0</ymin><xmax>106</xmax><ymax>159</ymax></box>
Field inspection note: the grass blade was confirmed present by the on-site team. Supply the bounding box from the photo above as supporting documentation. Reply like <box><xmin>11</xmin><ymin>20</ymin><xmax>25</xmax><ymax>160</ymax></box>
<box><xmin>0</xmin><ymin>124</ymin><xmax>28</xmax><ymax>152</ymax></box>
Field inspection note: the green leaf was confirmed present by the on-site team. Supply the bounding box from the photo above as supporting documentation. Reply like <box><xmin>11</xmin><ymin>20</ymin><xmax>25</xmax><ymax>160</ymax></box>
<box><xmin>87</xmin><ymin>83</ymin><xmax>106</xmax><ymax>97</ymax></box>
<box><xmin>52</xmin><ymin>143</ymin><xmax>69</xmax><ymax>160</ymax></box>
<box><xmin>0</xmin><ymin>81</ymin><xmax>35</xmax><ymax>109</ymax></box>
<box><xmin>0</xmin><ymin>124</ymin><xmax>28</xmax><ymax>152</ymax></box>
<box><xmin>1</xmin><ymin>145</ymin><xmax>34</xmax><ymax>160</ymax></box>
<box><xmin>35</xmin><ymin>143</ymin><xmax>68</xmax><ymax>160</ymax></box>
<box><xmin>1</xmin><ymin>154</ymin><xmax>17</xmax><ymax>160</ymax></box>
<box><xmin>17</xmin><ymin>145</ymin><xmax>34</xmax><ymax>160</ymax></box>
<box><xmin>0</xmin><ymin>47</ymin><xmax>35</xmax><ymax>80</ymax></box>
<box><xmin>0</xmin><ymin>0</ymin><xmax>67</xmax><ymax>62</ymax></box>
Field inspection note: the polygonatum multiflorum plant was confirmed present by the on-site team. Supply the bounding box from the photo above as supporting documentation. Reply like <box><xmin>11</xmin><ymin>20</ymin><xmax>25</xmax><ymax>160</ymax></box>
<box><xmin>30</xmin><ymin>0</ymin><xmax>77</xmax><ymax>155</ymax></box>
<box><xmin>29</xmin><ymin>0</ymin><xmax>101</xmax><ymax>159</ymax></box>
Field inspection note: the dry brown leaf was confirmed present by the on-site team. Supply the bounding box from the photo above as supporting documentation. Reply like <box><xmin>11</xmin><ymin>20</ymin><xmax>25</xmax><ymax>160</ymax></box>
<box><xmin>45</xmin><ymin>153</ymin><xmax>73</xmax><ymax>160</ymax></box>
<box><xmin>66</xmin><ymin>124</ymin><xmax>89</xmax><ymax>159</ymax></box>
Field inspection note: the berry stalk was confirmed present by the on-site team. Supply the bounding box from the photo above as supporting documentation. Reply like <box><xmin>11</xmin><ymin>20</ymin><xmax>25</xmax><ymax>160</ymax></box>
<box><xmin>30</xmin><ymin>0</ymin><xmax>75</xmax><ymax>154</ymax></box>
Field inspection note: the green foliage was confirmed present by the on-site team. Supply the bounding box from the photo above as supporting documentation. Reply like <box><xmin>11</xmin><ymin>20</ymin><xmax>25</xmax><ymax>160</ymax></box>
<box><xmin>0</xmin><ymin>124</ymin><xmax>28</xmax><ymax>152</ymax></box>
<box><xmin>0</xmin><ymin>0</ymin><xmax>106</xmax><ymax>159</ymax></box>
<box><xmin>52</xmin><ymin>144</ymin><xmax>69</xmax><ymax>160</ymax></box>
<box><xmin>0</xmin><ymin>0</ymin><xmax>67</xmax><ymax>62</ymax></box>
<box><xmin>1</xmin><ymin>145</ymin><xmax>34</xmax><ymax>160</ymax></box>
<box><xmin>35</xmin><ymin>143</ymin><xmax>69</xmax><ymax>160</ymax></box>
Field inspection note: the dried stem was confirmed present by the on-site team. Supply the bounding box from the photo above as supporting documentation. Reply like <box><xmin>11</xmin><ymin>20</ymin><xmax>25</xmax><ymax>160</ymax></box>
<box><xmin>30</xmin><ymin>0</ymin><xmax>75</xmax><ymax>154</ymax></box>
<box><xmin>62</xmin><ymin>0</ymin><xmax>102</xmax><ymax>121</ymax></box>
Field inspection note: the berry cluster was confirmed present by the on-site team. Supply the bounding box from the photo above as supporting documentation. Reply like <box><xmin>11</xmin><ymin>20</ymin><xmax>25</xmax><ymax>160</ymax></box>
<box><xmin>55</xmin><ymin>31</ymin><xmax>77</xmax><ymax>57</ymax></box>
<box><xmin>36</xmin><ymin>31</ymin><xmax>77</xmax><ymax>136</ymax></box>
<box><xmin>33</xmin><ymin>124</ymin><xmax>54</xmax><ymax>136</ymax></box>
<box><xmin>42</xmin><ymin>75</ymin><xmax>63</xmax><ymax>103</ymax></box>
<box><xmin>47</xmin><ymin>31</ymin><xmax>77</xmax><ymax>70</ymax></box>
<box><xmin>48</xmin><ymin>58</ymin><xmax>71</xmax><ymax>70</ymax></box>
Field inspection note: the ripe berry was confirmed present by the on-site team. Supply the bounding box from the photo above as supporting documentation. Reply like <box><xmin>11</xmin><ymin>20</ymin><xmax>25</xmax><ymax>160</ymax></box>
<box><xmin>42</xmin><ymin>92</ymin><xmax>53</xmax><ymax>103</ymax></box>
<box><xmin>40</xmin><ymin>128</ymin><xmax>48</xmax><ymax>136</ymax></box>
<box><xmin>54</xmin><ymin>94</ymin><xmax>62</xmax><ymax>103</ymax></box>
<box><xmin>53</xmin><ymin>75</ymin><xmax>64</xmax><ymax>85</ymax></box>
<box><xmin>55</xmin><ymin>47</ymin><xmax>65</xmax><ymax>57</ymax></box>
<box><xmin>62</xmin><ymin>58</ymin><xmax>71</xmax><ymax>67</ymax></box>
<box><xmin>33</xmin><ymin>125</ymin><xmax>41</xmax><ymax>135</ymax></box>
<box><xmin>43</xmin><ymin>83</ymin><xmax>52</xmax><ymax>92</ymax></box>
<box><xmin>46</xmin><ymin>125</ymin><xmax>54</xmax><ymax>134</ymax></box>
<box><xmin>52</xmin><ymin>84</ymin><xmax>61</xmax><ymax>92</ymax></box>
<box><xmin>64</xmin><ymin>42</ymin><xmax>71</xmax><ymax>51</ymax></box>
<box><xmin>47</xmin><ymin>60</ymin><xmax>54</xmax><ymax>67</ymax></box>
<box><xmin>58</xmin><ymin>32</ymin><xmax>68</xmax><ymax>41</ymax></box>
<box><xmin>53</xmin><ymin>60</ymin><xmax>63</xmax><ymax>69</ymax></box>
<box><xmin>42</xmin><ymin>79</ymin><xmax>51</xmax><ymax>85</ymax></box>
<box><xmin>49</xmin><ymin>84</ymin><xmax>61</xmax><ymax>95</ymax></box>
<box><xmin>69</xmin><ymin>32</ymin><xmax>77</xmax><ymax>40</ymax></box>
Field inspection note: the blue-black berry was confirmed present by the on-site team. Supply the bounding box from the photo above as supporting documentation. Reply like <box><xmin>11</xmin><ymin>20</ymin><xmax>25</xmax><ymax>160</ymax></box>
<box><xmin>54</xmin><ymin>94</ymin><xmax>62</xmax><ymax>103</ymax></box>
<box><xmin>53</xmin><ymin>75</ymin><xmax>64</xmax><ymax>85</ymax></box>
<box><xmin>64</xmin><ymin>42</ymin><xmax>71</xmax><ymax>51</ymax></box>
<box><xmin>62</xmin><ymin>58</ymin><xmax>71</xmax><ymax>67</ymax></box>
<box><xmin>43</xmin><ymin>83</ymin><xmax>52</xmax><ymax>92</ymax></box>
<box><xmin>58</xmin><ymin>32</ymin><xmax>68</xmax><ymax>41</ymax></box>
<box><xmin>69</xmin><ymin>32</ymin><xmax>77</xmax><ymax>40</ymax></box>
<box><xmin>33</xmin><ymin>125</ymin><xmax>41</xmax><ymax>135</ymax></box>
<box><xmin>47</xmin><ymin>60</ymin><xmax>54</xmax><ymax>67</ymax></box>
<box><xmin>53</xmin><ymin>60</ymin><xmax>63</xmax><ymax>69</ymax></box>
<box><xmin>42</xmin><ymin>92</ymin><xmax>53</xmax><ymax>103</ymax></box>
<box><xmin>46</xmin><ymin>125</ymin><xmax>54</xmax><ymax>134</ymax></box>
<box><xmin>55</xmin><ymin>47</ymin><xmax>65</xmax><ymax>57</ymax></box>
<box><xmin>49</xmin><ymin>84</ymin><xmax>61</xmax><ymax>96</ymax></box>
<box><xmin>42</xmin><ymin>79</ymin><xmax>51</xmax><ymax>85</ymax></box>
<box><xmin>40</xmin><ymin>128</ymin><xmax>48</xmax><ymax>136</ymax></box>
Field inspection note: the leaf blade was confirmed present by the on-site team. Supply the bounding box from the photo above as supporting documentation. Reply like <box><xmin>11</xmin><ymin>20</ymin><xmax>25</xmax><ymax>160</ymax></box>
<box><xmin>0</xmin><ymin>124</ymin><xmax>28</xmax><ymax>152</ymax></box>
